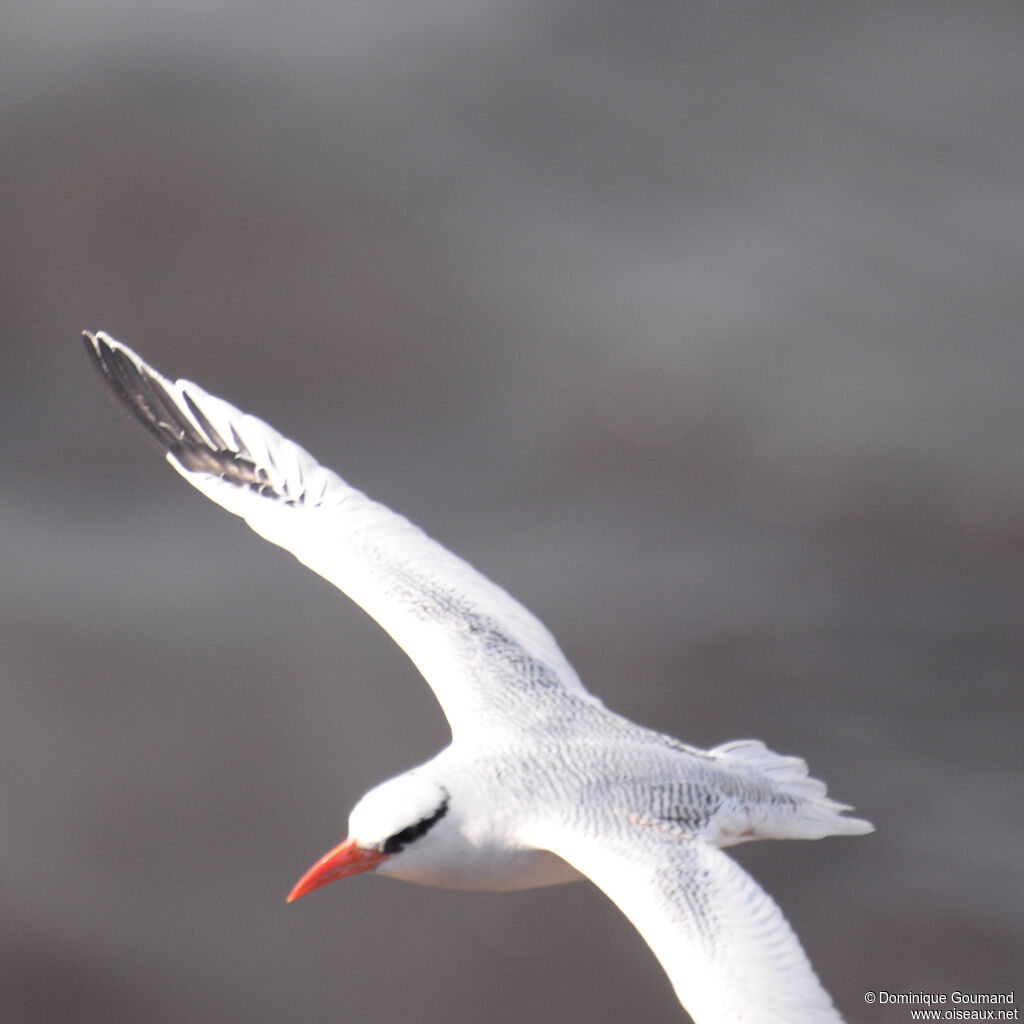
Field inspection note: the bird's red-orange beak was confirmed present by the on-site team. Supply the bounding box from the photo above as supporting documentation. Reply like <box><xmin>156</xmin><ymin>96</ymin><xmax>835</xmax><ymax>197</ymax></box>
<box><xmin>286</xmin><ymin>838</ymin><xmax>387</xmax><ymax>902</ymax></box>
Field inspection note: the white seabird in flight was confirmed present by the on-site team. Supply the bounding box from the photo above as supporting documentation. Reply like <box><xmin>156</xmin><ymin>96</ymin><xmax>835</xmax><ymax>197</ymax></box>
<box><xmin>82</xmin><ymin>331</ymin><xmax>872</xmax><ymax>1023</ymax></box>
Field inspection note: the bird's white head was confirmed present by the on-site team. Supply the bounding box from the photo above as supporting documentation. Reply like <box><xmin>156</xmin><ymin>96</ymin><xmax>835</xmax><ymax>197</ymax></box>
<box><xmin>287</xmin><ymin>772</ymin><xmax>450</xmax><ymax>902</ymax></box>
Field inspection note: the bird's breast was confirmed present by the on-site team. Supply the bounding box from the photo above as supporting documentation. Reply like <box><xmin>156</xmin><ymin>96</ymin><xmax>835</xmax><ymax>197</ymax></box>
<box><xmin>380</xmin><ymin>835</ymin><xmax>584</xmax><ymax>891</ymax></box>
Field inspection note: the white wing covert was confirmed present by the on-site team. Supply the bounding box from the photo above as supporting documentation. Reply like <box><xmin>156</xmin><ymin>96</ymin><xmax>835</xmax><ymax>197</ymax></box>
<box><xmin>83</xmin><ymin>332</ymin><xmax>596</xmax><ymax>734</ymax></box>
<box><xmin>532</xmin><ymin>820</ymin><xmax>846</xmax><ymax>1024</ymax></box>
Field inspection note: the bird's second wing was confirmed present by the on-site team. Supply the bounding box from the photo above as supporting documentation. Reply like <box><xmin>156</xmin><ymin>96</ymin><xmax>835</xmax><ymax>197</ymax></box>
<box><xmin>527</xmin><ymin>818</ymin><xmax>847</xmax><ymax>1024</ymax></box>
<box><xmin>83</xmin><ymin>332</ymin><xmax>597</xmax><ymax>734</ymax></box>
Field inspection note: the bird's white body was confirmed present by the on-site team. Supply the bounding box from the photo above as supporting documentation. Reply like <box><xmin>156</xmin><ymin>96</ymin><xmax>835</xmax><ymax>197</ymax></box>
<box><xmin>356</xmin><ymin>762</ymin><xmax>584</xmax><ymax>890</ymax></box>
<box><xmin>84</xmin><ymin>332</ymin><xmax>872</xmax><ymax>1024</ymax></box>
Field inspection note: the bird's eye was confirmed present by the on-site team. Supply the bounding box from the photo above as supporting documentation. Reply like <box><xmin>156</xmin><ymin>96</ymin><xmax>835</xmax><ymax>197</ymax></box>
<box><xmin>381</xmin><ymin>795</ymin><xmax>449</xmax><ymax>855</ymax></box>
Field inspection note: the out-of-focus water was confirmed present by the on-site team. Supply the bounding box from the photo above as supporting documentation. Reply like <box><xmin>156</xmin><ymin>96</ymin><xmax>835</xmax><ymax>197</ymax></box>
<box><xmin>2</xmin><ymin>3</ymin><xmax>1022</xmax><ymax>1022</ymax></box>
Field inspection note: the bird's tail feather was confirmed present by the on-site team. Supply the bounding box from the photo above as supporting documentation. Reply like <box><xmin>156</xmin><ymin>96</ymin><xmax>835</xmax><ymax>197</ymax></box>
<box><xmin>710</xmin><ymin>739</ymin><xmax>874</xmax><ymax>842</ymax></box>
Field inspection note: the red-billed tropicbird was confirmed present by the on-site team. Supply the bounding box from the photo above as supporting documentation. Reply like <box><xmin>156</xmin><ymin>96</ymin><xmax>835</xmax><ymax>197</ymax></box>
<box><xmin>82</xmin><ymin>331</ymin><xmax>872</xmax><ymax>1023</ymax></box>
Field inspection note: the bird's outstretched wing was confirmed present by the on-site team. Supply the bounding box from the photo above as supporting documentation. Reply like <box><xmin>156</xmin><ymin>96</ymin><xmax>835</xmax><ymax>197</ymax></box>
<box><xmin>529</xmin><ymin>819</ymin><xmax>847</xmax><ymax>1024</ymax></box>
<box><xmin>83</xmin><ymin>332</ymin><xmax>597</xmax><ymax>735</ymax></box>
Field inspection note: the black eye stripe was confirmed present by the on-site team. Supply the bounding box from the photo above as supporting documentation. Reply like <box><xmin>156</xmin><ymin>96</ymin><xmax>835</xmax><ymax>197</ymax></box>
<box><xmin>381</xmin><ymin>793</ymin><xmax>450</xmax><ymax>855</ymax></box>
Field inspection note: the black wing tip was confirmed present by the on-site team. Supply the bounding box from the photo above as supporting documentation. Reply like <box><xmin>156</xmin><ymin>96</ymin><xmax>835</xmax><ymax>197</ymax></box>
<box><xmin>81</xmin><ymin>330</ymin><xmax>121</xmax><ymax>368</ymax></box>
<box><xmin>82</xmin><ymin>330</ymin><xmax>187</xmax><ymax>455</ymax></box>
<box><xmin>81</xmin><ymin>329</ymin><xmax>116</xmax><ymax>359</ymax></box>
<box><xmin>82</xmin><ymin>330</ymin><xmax>281</xmax><ymax>496</ymax></box>
<box><xmin>80</xmin><ymin>329</ymin><xmax>104</xmax><ymax>366</ymax></box>
<box><xmin>81</xmin><ymin>330</ymin><xmax>143</xmax><ymax>389</ymax></box>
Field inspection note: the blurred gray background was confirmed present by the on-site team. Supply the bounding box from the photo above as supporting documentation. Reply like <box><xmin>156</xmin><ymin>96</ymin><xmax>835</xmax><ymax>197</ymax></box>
<box><xmin>2</xmin><ymin>2</ymin><xmax>1022</xmax><ymax>1022</ymax></box>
